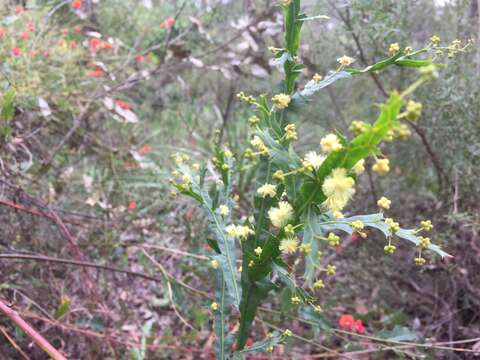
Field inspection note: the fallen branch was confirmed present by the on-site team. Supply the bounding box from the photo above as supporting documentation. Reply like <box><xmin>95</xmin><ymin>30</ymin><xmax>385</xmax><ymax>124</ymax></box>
<box><xmin>0</xmin><ymin>299</ymin><xmax>66</xmax><ymax>360</ymax></box>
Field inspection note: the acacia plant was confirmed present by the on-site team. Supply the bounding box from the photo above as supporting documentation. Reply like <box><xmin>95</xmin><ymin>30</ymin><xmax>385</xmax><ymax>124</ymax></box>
<box><xmin>173</xmin><ymin>0</ymin><xmax>457</xmax><ymax>357</ymax></box>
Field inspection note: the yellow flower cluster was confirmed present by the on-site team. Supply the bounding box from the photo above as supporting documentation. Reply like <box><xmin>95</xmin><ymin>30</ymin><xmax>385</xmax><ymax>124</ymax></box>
<box><xmin>384</xmin><ymin>244</ymin><xmax>396</xmax><ymax>254</ymax></box>
<box><xmin>337</xmin><ymin>55</ymin><xmax>355</xmax><ymax>66</ymax></box>
<box><xmin>272</xmin><ymin>93</ymin><xmax>291</xmax><ymax>109</ymax></box>
<box><xmin>268</xmin><ymin>201</ymin><xmax>294</xmax><ymax>228</ymax></box>
<box><xmin>349</xmin><ymin>120</ymin><xmax>369</xmax><ymax>135</ymax></box>
<box><xmin>372</xmin><ymin>158</ymin><xmax>390</xmax><ymax>175</ymax></box>
<box><xmin>419</xmin><ymin>236</ymin><xmax>431</xmax><ymax>248</ymax></box>
<box><xmin>406</xmin><ymin>100</ymin><xmax>423</xmax><ymax>121</ymax></box>
<box><xmin>327</xmin><ymin>232</ymin><xmax>340</xmax><ymax>247</ymax></box>
<box><xmin>421</xmin><ymin>220</ymin><xmax>433</xmax><ymax>231</ymax></box>
<box><xmin>236</xmin><ymin>91</ymin><xmax>256</xmax><ymax>104</ymax></box>
<box><xmin>251</xmin><ymin>136</ymin><xmax>268</xmax><ymax>154</ymax></box>
<box><xmin>352</xmin><ymin>159</ymin><xmax>365</xmax><ymax>175</ymax></box>
<box><xmin>279</xmin><ymin>237</ymin><xmax>299</xmax><ymax>254</ymax></box>
<box><xmin>322</xmin><ymin>168</ymin><xmax>355</xmax><ymax>212</ymax></box>
<box><xmin>218</xmin><ymin>205</ymin><xmax>229</xmax><ymax>216</ymax></box>
<box><xmin>385</xmin><ymin>218</ymin><xmax>400</xmax><ymax>233</ymax></box>
<box><xmin>257</xmin><ymin>183</ymin><xmax>277</xmax><ymax>198</ymax></box>
<box><xmin>303</xmin><ymin>151</ymin><xmax>325</xmax><ymax>171</ymax></box>
<box><xmin>225</xmin><ymin>224</ymin><xmax>254</xmax><ymax>239</ymax></box>
<box><xmin>377</xmin><ymin>196</ymin><xmax>391</xmax><ymax>210</ymax></box>
<box><xmin>320</xmin><ymin>133</ymin><xmax>343</xmax><ymax>153</ymax></box>
<box><xmin>284</xmin><ymin>123</ymin><xmax>297</xmax><ymax>141</ymax></box>
<box><xmin>389</xmin><ymin>43</ymin><xmax>400</xmax><ymax>53</ymax></box>
<box><xmin>313</xmin><ymin>73</ymin><xmax>323</xmax><ymax>82</ymax></box>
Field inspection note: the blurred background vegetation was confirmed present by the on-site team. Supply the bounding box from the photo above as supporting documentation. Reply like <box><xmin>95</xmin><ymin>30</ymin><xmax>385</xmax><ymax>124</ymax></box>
<box><xmin>0</xmin><ymin>0</ymin><xmax>478</xmax><ymax>359</ymax></box>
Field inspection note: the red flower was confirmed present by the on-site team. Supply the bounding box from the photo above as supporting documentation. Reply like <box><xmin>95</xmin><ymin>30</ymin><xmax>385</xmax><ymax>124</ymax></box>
<box><xmin>184</xmin><ymin>209</ymin><xmax>193</xmax><ymax>219</ymax></box>
<box><xmin>135</xmin><ymin>54</ymin><xmax>145</xmax><ymax>63</ymax></box>
<box><xmin>89</xmin><ymin>38</ymin><xmax>101</xmax><ymax>50</ymax></box>
<box><xmin>15</xmin><ymin>5</ymin><xmax>24</xmax><ymax>14</ymax></box>
<box><xmin>128</xmin><ymin>201</ymin><xmax>137</xmax><ymax>210</ymax></box>
<box><xmin>116</xmin><ymin>99</ymin><xmax>130</xmax><ymax>110</ymax></box>
<box><xmin>69</xmin><ymin>41</ymin><xmax>77</xmax><ymax>49</ymax></box>
<box><xmin>20</xmin><ymin>31</ymin><xmax>29</xmax><ymax>40</ymax></box>
<box><xmin>0</xmin><ymin>28</ymin><xmax>7</xmax><ymax>38</ymax></box>
<box><xmin>72</xmin><ymin>0</ymin><xmax>82</xmax><ymax>10</ymax></box>
<box><xmin>11</xmin><ymin>47</ymin><xmax>21</xmax><ymax>56</ymax></box>
<box><xmin>87</xmin><ymin>68</ymin><xmax>104</xmax><ymax>78</ymax></box>
<box><xmin>338</xmin><ymin>314</ymin><xmax>355</xmax><ymax>330</ymax></box>
<box><xmin>355</xmin><ymin>320</ymin><xmax>364</xmax><ymax>334</ymax></box>
<box><xmin>160</xmin><ymin>17</ymin><xmax>175</xmax><ymax>28</ymax></box>
<box><xmin>138</xmin><ymin>144</ymin><xmax>151</xmax><ymax>156</ymax></box>
<box><xmin>62</xmin><ymin>28</ymin><xmax>69</xmax><ymax>36</ymax></box>
<box><xmin>27</xmin><ymin>21</ymin><xmax>35</xmax><ymax>32</ymax></box>
<box><xmin>74</xmin><ymin>25</ymin><xmax>82</xmax><ymax>33</ymax></box>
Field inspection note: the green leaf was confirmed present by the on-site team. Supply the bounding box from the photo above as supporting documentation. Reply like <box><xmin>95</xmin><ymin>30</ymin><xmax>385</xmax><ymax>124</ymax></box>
<box><xmin>302</xmin><ymin>205</ymin><xmax>322</xmax><ymax>287</ymax></box>
<box><xmin>378</xmin><ymin>326</ymin><xmax>418</xmax><ymax>342</ymax></box>
<box><xmin>232</xmin><ymin>331</ymin><xmax>282</xmax><ymax>359</ymax></box>
<box><xmin>53</xmin><ymin>296</ymin><xmax>70</xmax><ymax>320</ymax></box>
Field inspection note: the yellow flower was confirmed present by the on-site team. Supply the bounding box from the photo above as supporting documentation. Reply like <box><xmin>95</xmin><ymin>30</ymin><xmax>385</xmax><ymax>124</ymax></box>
<box><xmin>279</xmin><ymin>237</ymin><xmax>299</xmax><ymax>255</ymax></box>
<box><xmin>272</xmin><ymin>93</ymin><xmax>291</xmax><ymax>109</ymax></box>
<box><xmin>211</xmin><ymin>260</ymin><xmax>220</xmax><ymax>269</ymax></box>
<box><xmin>337</xmin><ymin>55</ymin><xmax>355</xmax><ymax>66</ymax></box>
<box><xmin>384</xmin><ymin>244</ymin><xmax>396</xmax><ymax>254</ymax></box>
<box><xmin>322</xmin><ymin>168</ymin><xmax>355</xmax><ymax>212</ymax></box>
<box><xmin>282</xmin><ymin>0</ymin><xmax>292</xmax><ymax>6</ymax></box>
<box><xmin>352</xmin><ymin>159</ymin><xmax>365</xmax><ymax>175</ymax></box>
<box><xmin>406</xmin><ymin>100</ymin><xmax>422</xmax><ymax>121</ymax></box>
<box><xmin>389</xmin><ymin>43</ymin><xmax>400</xmax><ymax>53</ymax></box>
<box><xmin>192</xmin><ymin>163</ymin><xmax>200</xmax><ymax>171</ymax></box>
<box><xmin>248</xmin><ymin>115</ymin><xmax>260</xmax><ymax>126</ymax></box>
<box><xmin>257</xmin><ymin>183</ymin><xmax>277</xmax><ymax>198</ymax></box>
<box><xmin>351</xmin><ymin>220</ymin><xmax>364</xmax><ymax>232</ymax></box>
<box><xmin>304</xmin><ymin>151</ymin><xmax>325</xmax><ymax>171</ymax></box>
<box><xmin>284</xmin><ymin>123</ymin><xmax>297</xmax><ymax>141</ymax></box>
<box><xmin>283</xmin><ymin>329</ymin><xmax>293</xmax><ymax>337</ymax></box>
<box><xmin>385</xmin><ymin>218</ymin><xmax>400</xmax><ymax>233</ymax></box>
<box><xmin>219</xmin><ymin>205</ymin><xmax>229</xmax><ymax>216</ymax></box>
<box><xmin>313</xmin><ymin>279</ymin><xmax>325</xmax><ymax>290</ymax></box>
<box><xmin>291</xmin><ymin>296</ymin><xmax>301</xmax><ymax>305</ymax></box>
<box><xmin>254</xmin><ymin>246</ymin><xmax>263</xmax><ymax>256</ymax></box>
<box><xmin>419</xmin><ymin>236</ymin><xmax>431</xmax><ymax>248</ymax></box>
<box><xmin>313</xmin><ymin>305</ymin><xmax>323</xmax><ymax>313</ymax></box>
<box><xmin>327</xmin><ymin>232</ymin><xmax>340</xmax><ymax>246</ymax></box>
<box><xmin>430</xmin><ymin>35</ymin><xmax>441</xmax><ymax>46</ymax></box>
<box><xmin>313</xmin><ymin>73</ymin><xmax>323</xmax><ymax>82</ymax></box>
<box><xmin>349</xmin><ymin>120</ymin><xmax>369</xmax><ymax>135</ymax></box>
<box><xmin>273</xmin><ymin>170</ymin><xmax>285</xmax><ymax>181</ymax></box>
<box><xmin>372</xmin><ymin>158</ymin><xmax>390</xmax><ymax>175</ymax></box>
<box><xmin>421</xmin><ymin>220</ymin><xmax>433</xmax><ymax>231</ymax></box>
<box><xmin>414</xmin><ymin>257</ymin><xmax>426</xmax><ymax>266</ymax></box>
<box><xmin>299</xmin><ymin>243</ymin><xmax>311</xmax><ymax>254</ymax></box>
<box><xmin>377</xmin><ymin>196</ymin><xmax>391</xmax><ymax>210</ymax></box>
<box><xmin>211</xmin><ymin>302</ymin><xmax>218</xmax><ymax>311</ymax></box>
<box><xmin>268</xmin><ymin>201</ymin><xmax>294</xmax><ymax>228</ymax></box>
<box><xmin>320</xmin><ymin>133</ymin><xmax>343</xmax><ymax>153</ymax></box>
<box><xmin>225</xmin><ymin>225</ymin><xmax>254</xmax><ymax>239</ymax></box>
<box><xmin>251</xmin><ymin>136</ymin><xmax>268</xmax><ymax>153</ymax></box>
<box><xmin>326</xmin><ymin>264</ymin><xmax>336</xmax><ymax>276</ymax></box>
<box><xmin>284</xmin><ymin>224</ymin><xmax>295</xmax><ymax>237</ymax></box>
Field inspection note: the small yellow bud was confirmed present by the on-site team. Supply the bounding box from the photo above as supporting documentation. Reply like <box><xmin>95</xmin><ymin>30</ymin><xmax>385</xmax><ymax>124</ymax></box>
<box><xmin>430</xmin><ymin>35</ymin><xmax>441</xmax><ymax>46</ymax></box>
<box><xmin>211</xmin><ymin>302</ymin><xmax>219</xmax><ymax>311</ymax></box>
<box><xmin>372</xmin><ymin>158</ymin><xmax>390</xmax><ymax>175</ymax></box>
<box><xmin>384</xmin><ymin>244</ymin><xmax>396</xmax><ymax>254</ymax></box>
<box><xmin>313</xmin><ymin>279</ymin><xmax>325</xmax><ymax>290</ymax></box>
<box><xmin>291</xmin><ymin>296</ymin><xmax>301</xmax><ymax>305</ymax></box>
<box><xmin>283</xmin><ymin>329</ymin><xmax>293</xmax><ymax>337</ymax></box>
<box><xmin>421</xmin><ymin>220</ymin><xmax>433</xmax><ymax>231</ymax></box>
<box><xmin>284</xmin><ymin>123</ymin><xmax>298</xmax><ymax>141</ymax></box>
<box><xmin>337</xmin><ymin>55</ymin><xmax>355</xmax><ymax>66</ymax></box>
<box><xmin>299</xmin><ymin>243</ymin><xmax>311</xmax><ymax>254</ymax></box>
<box><xmin>313</xmin><ymin>73</ymin><xmax>323</xmax><ymax>82</ymax></box>
<box><xmin>273</xmin><ymin>170</ymin><xmax>285</xmax><ymax>181</ymax></box>
<box><xmin>248</xmin><ymin>115</ymin><xmax>260</xmax><ymax>126</ymax></box>
<box><xmin>414</xmin><ymin>257</ymin><xmax>426</xmax><ymax>266</ymax></box>
<box><xmin>272</xmin><ymin>93</ymin><xmax>291</xmax><ymax>109</ymax></box>
<box><xmin>419</xmin><ymin>236</ymin><xmax>431</xmax><ymax>249</ymax></box>
<box><xmin>389</xmin><ymin>43</ymin><xmax>400</xmax><ymax>53</ymax></box>
<box><xmin>254</xmin><ymin>246</ymin><xmax>263</xmax><ymax>256</ymax></box>
<box><xmin>406</xmin><ymin>100</ymin><xmax>423</xmax><ymax>121</ymax></box>
<box><xmin>284</xmin><ymin>224</ymin><xmax>295</xmax><ymax>237</ymax></box>
<box><xmin>385</xmin><ymin>218</ymin><xmax>400</xmax><ymax>233</ymax></box>
<box><xmin>377</xmin><ymin>196</ymin><xmax>391</xmax><ymax>210</ymax></box>
<box><xmin>211</xmin><ymin>260</ymin><xmax>220</xmax><ymax>269</ymax></box>
<box><xmin>327</xmin><ymin>232</ymin><xmax>340</xmax><ymax>247</ymax></box>
<box><xmin>326</xmin><ymin>264</ymin><xmax>336</xmax><ymax>276</ymax></box>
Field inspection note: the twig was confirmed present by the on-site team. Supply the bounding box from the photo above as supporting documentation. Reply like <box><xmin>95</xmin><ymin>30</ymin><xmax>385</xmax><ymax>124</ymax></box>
<box><xmin>141</xmin><ymin>249</ymin><xmax>194</xmax><ymax>329</ymax></box>
<box><xmin>0</xmin><ymin>299</ymin><xmax>66</xmax><ymax>360</ymax></box>
<box><xmin>0</xmin><ymin>325</ymin><xmax>31</xmax><ymax>360</ymax></box>
<box><xmin>0</xmin><ymin>253</ymin><xmax>162</xmax><ymax>283</ymax></box>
